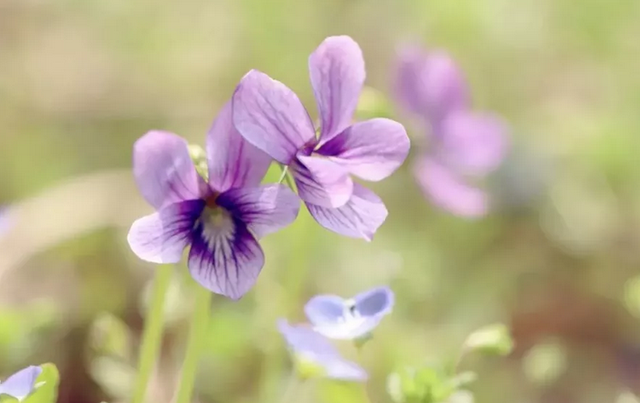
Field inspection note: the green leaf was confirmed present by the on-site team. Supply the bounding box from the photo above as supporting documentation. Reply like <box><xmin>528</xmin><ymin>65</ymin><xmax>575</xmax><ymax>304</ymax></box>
<box><xmin>387</xmin><ymin>366</ymin><xmax>458</xmax><ymax>403</ymax></box>
<box><xmin>448</xmin><ymin>371</ymin><xmax>477</xmax><ymax>390</ymax></box>
<box><xmin>22</xmin><ymin>363</ymin><xmax>60</xmax><ymax>403</ymax></box>
<box><xmin>462</xmin><ymin>323</ymin><xmax>514</xmax><ymax>356</ymax></box>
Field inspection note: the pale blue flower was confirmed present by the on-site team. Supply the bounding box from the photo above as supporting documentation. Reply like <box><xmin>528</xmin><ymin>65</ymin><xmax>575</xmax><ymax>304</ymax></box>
<box><xmin>305</xmin><ymin>286</ymin><xmax>394</xmax><ymax>340</ymax></box>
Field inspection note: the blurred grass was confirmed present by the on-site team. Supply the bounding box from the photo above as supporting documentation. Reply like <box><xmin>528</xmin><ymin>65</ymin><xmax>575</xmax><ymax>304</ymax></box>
<box><xmin>1</xmin><ymin>0</ymin><xmax>640</xmax><ymax>402</ymax></box>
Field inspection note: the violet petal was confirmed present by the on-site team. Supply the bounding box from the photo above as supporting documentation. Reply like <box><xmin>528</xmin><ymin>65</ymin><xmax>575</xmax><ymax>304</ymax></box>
<box><xmin>317</xmin><ymin>118</ymin><xmax>410</xmax><ymax>181</ymax></box>
<box><xmin>309</xmin><ymin>35</ymin><xmax>366</xmax><ymax>144</ymax></box>
<box><xmin>414</xmin><ymin>156</ymin><xmax>488</xmax><ymax>217</ymax></box>
<box><xmin>188</xmin><ymin>212</ymin><xmax>264</xmax><ymax>299</ymax></box>
<box><xmin>127</xmin><ymin>200</ymin><xmax>204</xmax><ymax>264</ymax></box>
<box><xmin>293</xmin><ymin>155</ymin><xmax>353</xmax><ymax>208</ymax></box>
<box><xmin>217</xmin><ymin>184</ymin><xmax>300</xmax><ymax>239</ymax></box>
<box><xmin>206</xmin><ymin>100</ymin><xmax>273</xmax><ymax>193</ymax></box>
<box><xmin>306</xmin><ymin>183</ymin><xmax>387</xmax><ymax>241</ymax></box>
<box><xmin>232</xmin><ymin>70</ymin><xmax>316</xmax><ymax>164</ymax></box>
<box><xmin>394</xmin><ymin>46</ymin><xmax>469</xmax><ymax>125</ymax></box>
<box><xmin>133</xmin><ymin>131</ymin><xmax>207</xmax><ymax>209</ymax></box>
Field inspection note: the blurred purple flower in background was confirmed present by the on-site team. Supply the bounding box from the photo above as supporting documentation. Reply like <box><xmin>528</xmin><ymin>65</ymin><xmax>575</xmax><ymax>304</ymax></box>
<box><xmin>0</xmin><ymin>207</ymin><xmax>11</xmax><ymax>237</ymax></box>
<box><xmin>394</xmin><ymin>45</ymin><xmax>508</xmax><ymax>217</ymax></box>
<box><xmin>278</xmin><ymin>320</ymin><xmax>368</xmax><ymax>381</ymax></box>
<box><xmin>305</xmin><ymin>286</ymin><xmax>394</xmax><ymax>340</ymax></box>
<box><xmin>127</xmin><ymin>101</ymin><xmax>300</xmax><ymax>299</ymax></box>
<box><xmin>233</xmin><ymin>36</ymin><xmax>410</xmax><ymax>240</ymax></box>
<box><xmin>0</xmin><ymin>366</ymin><xmax>42</xmax><ymax>401</ymax></box>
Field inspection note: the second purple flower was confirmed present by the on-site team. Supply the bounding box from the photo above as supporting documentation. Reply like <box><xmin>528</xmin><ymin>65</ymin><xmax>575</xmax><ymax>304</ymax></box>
<box><xmin>394</xmin><ymin>45</ymin><xmax>508</xmax><ymax>217</ymax></box>
<box><xmin>232</xmin><ymin>36</ymin><xmax>410</xmax><ymax>241</ymax></box>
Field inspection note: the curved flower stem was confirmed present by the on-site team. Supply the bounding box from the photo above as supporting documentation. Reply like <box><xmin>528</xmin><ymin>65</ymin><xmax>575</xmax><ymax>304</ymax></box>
<box><xmin>174</xmin><ymin>282</ymin><xmax>212</xmax><ymax>403</ymax></box>
<box><xmin>132</xmin><ymin>264</ymin><xmax>173</xmax><ymax>403</ymax></box>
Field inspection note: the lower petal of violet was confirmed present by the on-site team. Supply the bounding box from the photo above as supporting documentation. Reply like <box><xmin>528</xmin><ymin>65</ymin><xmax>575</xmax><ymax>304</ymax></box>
<box><xmin>306</xmin><ymin>183</ymin><xmax>388</xmax><ymax>241</ymax></box>
<box><xmin>127</xmin><ymin>199</ymin><xmax>205</xmax><ymax>264</ymax></box>
<box><xmin>0</xmin><ymin>365</ymin><xmax>43</xmax><ymax>401</ymax></box>
<box><xmin>187</xmin><ymin>213</ymin><xmax>265</xmax><ymax>299</ymax></box>
<box><xmin>414</xmin><ymin>157</ymin><xmax>488</xmax><ymax>218</ymax></box>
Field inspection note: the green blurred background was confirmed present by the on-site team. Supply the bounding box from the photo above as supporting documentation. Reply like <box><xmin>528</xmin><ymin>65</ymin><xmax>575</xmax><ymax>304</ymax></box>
<box><xmin>2</xmin><ymin>0</ymin><xmax>640</xmax><ymax>402</ymax></box>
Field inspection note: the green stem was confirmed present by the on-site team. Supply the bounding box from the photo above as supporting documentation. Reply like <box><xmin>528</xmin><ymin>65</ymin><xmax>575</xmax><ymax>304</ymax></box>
<box><xmin>280</xmin><ymin>373</ymin><xmax>301</xmax><ymax>403</ymax></box>
<box><xmin>451</xmin><ymin>345</ymin><xmax>470</xmax><ymax>375</ymax></box>
<box><xmin>277</xmin><ymin>165</ymin><xmax>289</xmax><ymax>184</ymax></box>
<box><xmin>132</xmin><ymin>264</ymin><xmax>173</xmax><ymax>403</ymax></box>
<box><xmin>277</xmin><ymin>164</ymin><xmax>296</xmax><ymax>190</ymax></box>
<box><xmin>285</xmin><ymin>175</ymin><xmax>295</xmax><ymax>190</ymax></box>
<box><xmin>174</xmin><ymin>283</ymin><xmax>212</xmax><ymax>403</ymax></box>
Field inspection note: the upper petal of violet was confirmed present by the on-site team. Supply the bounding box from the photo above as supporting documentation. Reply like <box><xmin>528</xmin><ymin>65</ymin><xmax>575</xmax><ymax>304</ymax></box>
<box><xmin>306</xmin><ymin>183</ymin><xmax>388</xmax><ymax>241</ymax></box>
<box><xmin>393</xmin><ymin>45</ymin><xmax>469</xmax><ymax>126</ymax></box>
<box><xmin>217</xmin><ymin>184</ymin><xmax>300</xmax><ymax>239</ymax></box>
<box><xmin>133</xmin><ymin>131</ymin><xmax>207</xmax><ymax>210</ymax></box>
<box><xmin>293</xmin><ymin>155</ymin><xmax>353</xmax><ymax>208</ymax></box>
<box><xmin>309</xmin><ymin>35</ymin><xmax>366</xmax><ymax>144</ymax></box>
<box><xmin>0</xmin><ymin>365</ymin><xmax>43</xmax><ymax>401</ymax></box>
<box><xmin>206</xmin><ymin>100</ymin><xmax>272</xmax><ymax>193</ymax></box>
<box><xmin>232</xmin><ymin>70</ymin><xmax>316</xmax><ymax>165</ymax></box>
<box><xmin>317</xmin><ymin>118</ymin><xmax>410</xmax><ymax>182</ymax></box>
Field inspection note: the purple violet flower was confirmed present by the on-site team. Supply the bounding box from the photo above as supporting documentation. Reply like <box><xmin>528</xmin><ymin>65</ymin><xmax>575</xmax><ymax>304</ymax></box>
<box><xmin>278</xmin><ymin>320</ymin><xmax>367</xmax><ymax>382</ymax></box>
<box><xmin>232</xmin><ymin>36</ymin><xmax>410</xmax><ymax>240</ymax></box>
<box><xmin>394</xmin><ymin>45</ymin><xmax>508</xmax><ymax>217</ymax></box>
<box><xmin>304</xmin><ymin>286</ymin><xmax>394</xmax><ymax>340</ymax></box>
<box><xmin>0</xmin><ymin>365</ymin><xmax>42</xmax><ymax>401</ymax></box>
<box><xmin>127</xmin><ymin>101</ymin><xmax>300</xmax><ymax>299</ymax></box>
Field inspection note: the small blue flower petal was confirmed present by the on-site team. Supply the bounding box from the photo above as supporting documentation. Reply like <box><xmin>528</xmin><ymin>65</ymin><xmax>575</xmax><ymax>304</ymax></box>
<box><xmin>304</xmin><ymin>295</ymin><xmax>345</xmax><ymax>326</ymax></box>
<box><xmin>278</xmin><ymin>320</ymin><xmax>367</xmax><ymax>382</ymax></box>
<box><xmin>0</xmin><ymin>365</ymin><xmax>42</xmax><ymax>401</ymax></box>
<box><xmin>354</xmin><ymin>286</ymin><xmax>394</xmax><ymax>317</ymax></box>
